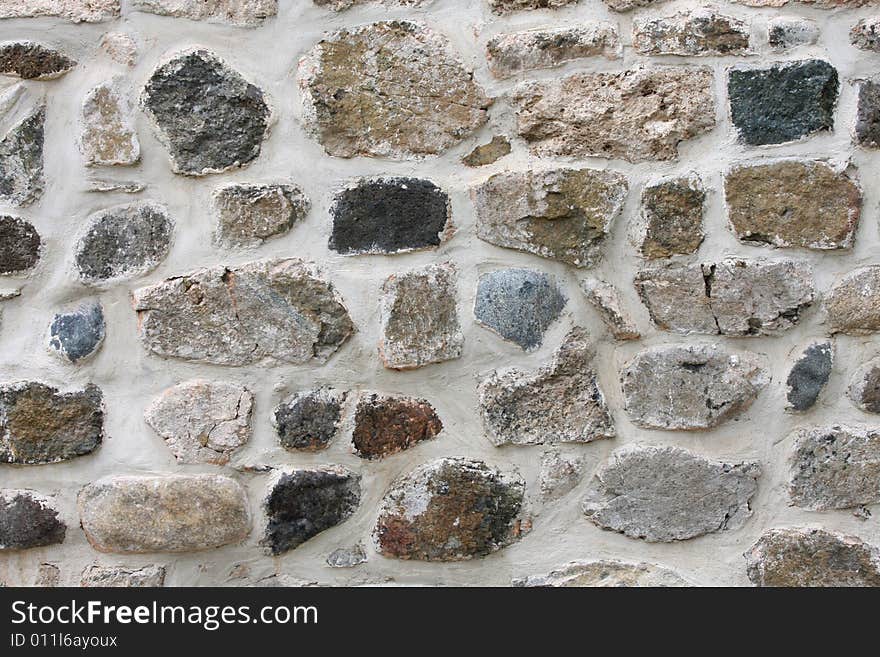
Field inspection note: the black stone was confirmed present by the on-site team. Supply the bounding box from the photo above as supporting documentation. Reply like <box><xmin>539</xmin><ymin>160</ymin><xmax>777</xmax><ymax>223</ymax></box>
<box><xmin>728</xmin><ymin>60</ymin><xmax>838</xmax><ymax>145</ymax></box>
<box><xmin>329</xmin><ymin>178</ymin><xmax>449</xmax><ymax>255</ymax></box>
<box><xmin>0</xmin><ymin>106</ymin><xmax>44</xmax><ymax>206</ymax></box>
<box><xmin>0</xmin><ymin>491</ymin><xmax>66</xmax><ymax>551</ymax></box>
<box><xmin>856</xmin><ymin>81</ymin><xmax>880</xmax><ymax>148</ymax></box>
<box><xmin>274</xmin><ymin>389</ymin><xmax>345</xmax><ymax>451</ymax></box>
<box><xmin>786</xmin><ymin>341</ymin><xmax>833</xmax><ymax>412</ymax></box>
<box><xmin>0</xmin><ymin>215</ymin><xmax>41</xmax><ymax>274</ymax></box>
<box><xmin>49</xmin><ymin>302</ymin><xmax>105</xmax><ymax>363</ymax></box>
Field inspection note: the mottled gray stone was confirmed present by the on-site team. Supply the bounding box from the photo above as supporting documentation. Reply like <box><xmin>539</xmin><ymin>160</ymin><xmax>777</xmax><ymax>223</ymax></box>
<box><xmin>638</xmin><ymin>175</ymin><xmax>705</xmax><ymax>259</ymax></box>
<box><xmin>583</xmin><ymin>444</ymin><xmax>760</xmax><ymax>541</ymax></box>
<box><xmin>856</xmin><ymin>80</ymin><xmax>880</xmax><ymax>148</ymax></box>
<box><xmin>326</xmin><ymin>544</ymin><xmax>367</xmax><ymax>568</ymax></box>
<box><xmin>48</xmin><ymin>301</ymin><xmax>105</xmax><ymax>363</ymax></box>
<box><xmin>826</xmin><ymin>266</ymin><xmax>880</xmax><ymax>334</ymax></box>
<box><xmin>274</xmin><ymin>388</ymin><xmax>345</xmax><ymax>451</ymax></box>
<box><xmin>81</xmin><ymin>564</ymin><xmax>166</xmax><ymax>587</ymax></box>
<box><xmin>580</xmin><ymin>280</ymin><xmax>640</xmax><ymax>341</ymax></box>
<box><xmin>34</xmin><ymin>563</ymin><xmax>60</xmax><ymax>586</ymax></box>
<box><xmin>132</xmin><ymin>0</ymin><xmax>276</xmax><ymax>26</ymax></box>
<box><xmin>315</xmin><ymin>0</ymin><xmax>428</xmax><ymax>8</ymax></box>
<box><xmin>213</xmin><ymin>183</ymin><xmax>310</xmax><ymax>248</ymax></box>
<box><xmin>602</xmin><ymin>0</ymin><xmax>668</xmax><ymax>10</ymax></box>
<box><xmin>847</xmin><ymin>357</ymin><xmax>880</xmax><ymax>413</ymax></box>
<box><xmin>633</xmin><ymin>9</ymin><xmax>750</xmax><ymax>56</ymax></box>
<box><xmin>1</xmin><ymin>490</ymin><xmax>65</xmax><ymax>551</ymax></box>
<box><xmin>0</xmin><ymin>215</ymin><xmax>41</xmax><ymax>274</ymax></box>
<box><xmin>0</xmin><ymin>41</ymin><xmax>76</xmax><ymax>79</ymax></box>
<box><xmin>80</xmin><ymin>77</ymin><xmax>140</xmax><ymax>167</ymax></box>
<box><xmin>851</xmin><ymin>17</ymin><xmax>880</xmax><ymax>51</ymax></box>
<box><xmin>0</xmin><ymin>0</ymin><xmax>120</xmax><ymax>21</ymax></box>
<box><xmin>514</xmin><ymin>560</ymin><xmax>690</xmax><ymax>587</ymax></box>
<box><xmin>0</xmin><ymin>104</ymin><xmax>44</xmax><ymax>206</ymax></box>
<box><xmin>489</xmin><ymin>0</ymin><xmax>579</xmax><ymax>11</ymax></box>
<box><xmin>768</xmin><ymin>17</ymin><xmax>819</xmax><ymax>50</ymax></box>
<box><xmin>539</xmin><ymin>451</ymin><xmax>584</xmax><ymax>502</ymax></box>
<box><xmin>86</xmin><ymin>179</ymin><xmax>144</xmax><ymax>194</ymax></box>
<box><xmin>785</xmin><ymin>341</ymin><xmax>833</xmax><ymax>412</ymax></box>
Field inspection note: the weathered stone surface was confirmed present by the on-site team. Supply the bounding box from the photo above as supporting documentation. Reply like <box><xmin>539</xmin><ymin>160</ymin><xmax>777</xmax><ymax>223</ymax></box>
<box><xmin>474</xmin><ymin>268</ymin><xmax>566</xmax><ymax>351</ymax></box>
<box><xmin>848</xmin><ymin>357</ymin><xmax>880</xmax><ymax>413</ymax></box>
<box><xmin>274</xmin><ymin>388</ymin><xmax>345</xmax><ymax>451</ymax></box>
<box><xmin>725</xmin><ymin>161</ymin><xmax>860</xmax><ymax>250</ymax></box>
<box><xmin>638</xmin><ymin>175</ymin><xmax>705</xmax><ymax>259</ymax></box>
<box><xmin>86</xmin><ymin>179</ymin><xmax>144</xmax><ymax>194</ymax></box>
<box><xmin>479</xmin><ymin>327</ymin><xmax>614</xmax><ymax>446</ymax></box>
<box><xmin>80</xmin><ymin>77</ymin><xmax>140</xmax><ymax>167</ymax></box>
<box><xmin>214</xmin><ymin>183</ymin><xmax>309</xmax><ymax>248</ymax></box>
<box><xmin>315</xmin><ymin>0</ymin><xmax>427</xmax><ymax>9</ymax></box>
<box><xmin>580</xmin><ymin>279</ymin><xmax>640</xmax><ymax>341</ymax></box>
<box><xmin>264</xmin><ymin>468</ymin><xmax>360</xmax><ymax>555</ymax></box>
<box><xmin>329</xmin><ymin>178</ymin><xmax>451</xmax><ymax>255</ymax></box>
<box><xmin>0</xmin><ymin>42</ymin><xmax>76</xmax><ymax>79</ymax></box>
<box><xmin>462</xmin><ymin>136</ymin><xmax>510</xmax><ymax>167</ymax></box>
<box><xmin>851</xmin><ymin>17</ymin><xmax>880</xmax><ymax>51</ymax></box>
<box><xmin>35</xmin><ymin>563</ymin><xmax>60</xmax><ymax>586</ymax></box>
<box><xmin>326</xmin><ymin>544</ymin><xmax>366</xmax><ymax>568</ymax></box>
<box><xmin>633</xmin><ymin>10</ymin><xmax>750</xmax><ymax>56</ymax></box>
<box><xmin>79</xmin><ymin>475</ymin><xmax>250</xmax><ymax>553</ymax></box>
<box><xmin>379</xmin><ymin>262</ymin><xmax>462</xmax><ymax>370</ymax></box>
<box><xmin>0</xmin><ymin>490</ymin><xmax>65</xmax><ymax>551</ymax></box>
<box><xmin>539</xmin><ymin>451</ymin><xmax>584</xmax><ymax>502</ymax></box>
<box><xmin>583</xmin><ymin>444</ymin><xmax>760</xmax><ymax>541</ymax></box>
<box><xmin>487</xmin><ymin>24</ymin><xmax>619</xmax><ymax>79</ymax></box>
<box><xmin>728</xmin><ymin>61</ymin><xmax>838</xmax><ymax>145</ymax></box>
<box><xmin>48</xmin><ymin>301</ymin><xmax>105</xmax><ymax>363</ymax></box>
<box><xmin>81</xmin><ymin>564</ymin><xmax>166</xmax><ymax>587</ymax></box>
<box><xmin>0</xmin><ymin>105</ymin><xmax>44</xmax><ymax>206</ymax></box>
<box><xmin>825</xmin><ymin>266</ymin><xmax>880</xmax><ymax>334</ymax></box>
<box><xmin>299</xmin><ymin>21</ymin><xmax>490</xmax><ymax>159</ymax></box>
<box><xmin>514</xmin><ymin>560</ymin><xmax>690</xmax><ymax>587</ymax></box>
<box><xmin>472</xmin><ymin>168</ymin><xmax>627</xmax><ymax>268</ymax></box>
<box><xmin>0</xmin><ymin>0</ymin><xmax>120</xmax><ymax>22</ymax></box>
<box><xmin>635</xmin><ymin>259</ymin><xmax>815</xmax><ymax>336</ymax></box>
<box><xmin>374</xmin><ymin>458</ymin><xmax>525</xmax><ymax>561</ymax></box>
<box><xmin>0</xmin><ymin>215</ymin><xmax>41</xmax><ymax>274</ymax></box>
<box><xmin>133</xmin><ymin>259</ymin><xmax>355</xmax><ymax>365</ymax></box>
<box><xmin>75</xmin><ymin>202</ymin><xmax>173</xmax><ymax>283</ymax></box>
<box><xmin>132</xmin><ymin>0</ymin><xmax>276</xmax><ymax>26</ymax></box>
<box><xmin>856</xmin><ymin>80</ymin><xmax>880</xmax><ymax>148</ymax></box>
<box><xmin>352</xmin><ymin>393</ymin><xmax>442</xmax><ymax>459</ymax></box>
<box><xmin>768</xmin><ymin>17</ymin><xmax>819</xmax><ymax>50</ymax></box>
<box><xmin>145</xmin><ymin>380</ymin><xmax>253</xmax><ymax>465</ymax></box>
<box><xmin>512</xmin><ymin>66</ymin><xmax>714</xmax><ymax>162</ymax></box>
<box><xmin>786</xmin><ymin>341</ymin><xmax>832</xmax><ymax>412</ymax></box>
<box><xmin>746</xmin><ymin>528</ymin><xmax>880</xmax><ymax>587</ymax></box>
<box><xmin>603</xmin><ymin>0</ymin><xmax>668</xmax><ymax>10</ymax></box>
<box><xmin>489</xmin><ymin>0</ymin><xmax>579</xmax><ymax>11</ymax></box>
<box><xmin>621</xmin><ymin>344</ymin><xmax>769</xmax><ymax>430</ymax></box>
<box><xmin>1</xmin><ymin>382</ymin><xmax>103</xmax><ymax>464</ymax></box>
<box><xmin>142</xmin><ymin>49</ymin><xmax>271</xmax><ymax>175</ymax></box>
<box><xmin>100</xmin><ymin>33</ymin><xmax>137</xmax><ymax>66</ymax></box>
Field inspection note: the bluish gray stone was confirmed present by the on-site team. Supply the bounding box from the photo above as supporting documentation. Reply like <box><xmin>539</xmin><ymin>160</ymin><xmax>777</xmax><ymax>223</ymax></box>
<box><xmin>48</xmin><ymin>301</ymin><xmax>105</xmax><ymax>363</ymax></box>
<box><xmin>785</xmin><ymin>341</ymin><xmax>833</xmax><ymax>412</ymax></box>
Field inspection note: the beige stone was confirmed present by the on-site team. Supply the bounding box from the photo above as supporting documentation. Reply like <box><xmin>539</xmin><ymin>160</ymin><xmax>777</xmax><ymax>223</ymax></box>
<box><xmin>80</xmin><ymin>78</ymin><xmax>140</xmax><ymax>167</ymax></box>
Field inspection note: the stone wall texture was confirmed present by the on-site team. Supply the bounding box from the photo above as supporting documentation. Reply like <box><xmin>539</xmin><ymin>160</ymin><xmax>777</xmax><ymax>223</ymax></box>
<box><xmin>2</xmin><ymin>0</ymin><xmax>880</xmax><ymax>588</ymax></box>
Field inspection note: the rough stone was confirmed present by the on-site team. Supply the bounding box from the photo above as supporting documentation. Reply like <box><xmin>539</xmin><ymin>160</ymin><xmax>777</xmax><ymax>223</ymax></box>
<box><xmin>142</xmin><ymin>49</ymin><xmax>271</xmax><ymax>175</ymax></box>
<box><xmin>785</xmin><ymin>341</ymin><xmax>833</xmax><ymax>412</ymax></box>
<box><xmin>374</xmin><ymin>458</ymin><xmax>525</xmax><ymax>561</ymax></box>
<box><xmin>329</xmin><ymin>178</ymin><xmax>451</xmax><ymax>255</ymax></box>
<box><xmin>462</xmin><ymin>136</ymin><xmax>510</xmax><ymax>167</ymax></box>
<box><xmin>379</xmin><ymin>262</ymin><xmax>462</xmax><ymax>370</ymax></box>
<box><xmin>0</xmin><ymin>215</ymin><xmax>41</xmax><ymax>274</ymax></box>
<box><xmin>326</xmin><ymin>544</ymin><xmax>366</xmax><ymax>568</ymax></box>
<box><xmin>86</xmin><ymin>179</ymin><xmax>144</xmax><ymax>194</ymax></box>
<box><xmin>79</xmin><ymin>475</ymin><xmax>250</xmax><ymax>553</ymax></box>
<box><xmin>214</xmin><ymin>183</ymin><xmax>309</xmax><ymax>248</ymax></box>
<box><xmin>539</xmin><ymin>451</ymin><xmax>584</xmax><ymax>502</ymax></box>
<box><xmin>472</xmin><ymin>168</ymin><xmax>627</xmax><ymax>268</ymax></box>
<box><xmin>512</xmin><ymin>66</ymin><xmax>714</xmax><ymax>162</ymax></box>
<box><xmin>580</xmin><ymin>279</ymin><xmax>640</xmax><ymax>341</ymax></box>
<box><xmin>81</xmin><ymin>564</ymin><xmax>166</xmax><ymax>587</ymax></box>
<box><xmin>0</xmin><ymin>0</ymin><xmax>120</xmax><ymax>22</ymax></box>
<box><xmin>514</xmin><ymin>560</ymin><xmax>690</xmax><ymax>587</ymax></box>
<box><xmin>725</xmin><ymin>161</ymin><xmax>860</xmax><ymax>250</ymax></box>
<box><xmin>274</xmin><ymin>388</ymin><xmax>345</xmax><ymax>451</ymax></box>
<box><xmin>144</xmin><ymin>380</ymin><xmax>254</xmax><ymax>465</ymax></box>
<box><xmin>855</xmin><ymin>80</ymin><xmax>880</xmax><ymax>148</ymax></box>
<box><xmin>75</xmin><ymin>202</ymin><xmax>173</xmax><ymax>283</ymax></box>
<box><xmin>728</xmin><ymin>60</ymin><xmax>838</xmax><ymax>145</ymax></box>
<box><xmin>620</xmin><ymin>344</ymin><xmax>769</xmax><ymax>430</ymax></box>
<box><xmin>474</xmin><ymin>268</ymin><xmax>566</xmax><ymax>351</ymax></box>
<box><xmin>825</xmin><ymin>266</ymin><xmax>880</xmax><ymax>334</ymax></box>
<box><xmin>638</xmin><ymin>175</ymin><xmax>705</xmax><ymax>259</ymax></box>
<box><xmin>352</xmin><ymin>393</ymin><xmax>442</xmax><ymax>459</ymax></box>
<box><xmin>264</xmin><ymin>468</ymin><xmax>360</xmax><ymax>555</ymax></box>
<box><xmin>851</xmin><ymin>17</ymin><xmax>880</xmax><ymax>51</ymax></box>
<box><xmin>80</xmin><ymin>77</ymin><xmax>140</xmax><ymax>167</ymax></box>
<box><xmin>489</xmin><ymin>0</ymin><xmax>579</xmax><ymax>11</ymax></box>
<box><xmin>486</xmin><ymin>24</ymin><xmax>619</xmax><ymax>79</ymax></box>
<box><xmin>0</xmin><ymin>42</ymin><xmax>76</xmax><ymax>79</ymax></box>
<box><xmin>298</xmin><ymin>21</ymin><xmax>490</xmax><ymax>159</ymax></box>
<box><xmin>847</xmin><ymin>357</ymin><xmax>880</xmax><ymax>413</ymax></box>
<box><xmin>133</xmin><ymin>258</ymin><xmax>355</xmax><ymax>366</ymax></box>
<box><xmin>132</xmin><ymin>0</ymin><xmax>276</xmax><ymax>26</ymax></box>
<box><xmin>34</xmin><ymin>563</ymin><xmax>60</xmax><ymax>587</ymax></box>
<box><xmin>0</xmin><ymin>382</ymin><xmax>104</xmax><ymax>464</ymax></box>
<box><xmin>633</xmin><ymin>10</ymin><xmax>750</xmax><ymax>56</ymax></box>
<box><xmin>479</xmin><ymin>327</ymin><xmax>614</xmax><ymax>446</ymax></box>
<box><xmin>100</xmin><ymin>33</ymin><xmax>137</xmax><ymax>66</ymax></box>
<box><xmin>0</xmin><ymin>490</ymin><xmax>65</xmax><ymax>551</ymax></box>
<box><xmin>746</xmin><ymin>528</ymin><xmax>880</xmax><ymax>587</ymax></box>
<box><xmin>48</xmin><ymin>301</ymin><xmax>106</xmax><ymax>363</ymax></box>
<box><xmin>768</xmin><ymin>17</ymin><xmax>819</xmax><ymax>50</ymax></box>
<box><xmin>583</xmin><ymin>444</ymin><xmax>760</xmax><ymax>541</ymax></box>
<box><xmin>0</xmin><ymin>104</ymin><xmax>44</xmax><ymax>206</ymax></box>
<box><xmin>603</xmin><ymin>0</ymin><xmax>668</xmax><ymax>10</ymax></box>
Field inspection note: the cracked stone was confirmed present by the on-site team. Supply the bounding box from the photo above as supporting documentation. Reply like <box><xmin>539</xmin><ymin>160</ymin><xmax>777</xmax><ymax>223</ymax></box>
<box><xmin>785</xmin><ymin>341</ymin><xmax>833</xmax><ymax>412</ymax></box>
<box><xmin>638</xmin><ymin>175</ymin><xmax>705</xmax><ymax>259</ymax></box>
<box><xmin>0</xmin><ymin>104</ymin><xmax>44</xmax><ymax>206</ymax></box>
<box><xmin>0</xmin><ymin>41</ymin><xmax>76</xmax><ymax>79</ymax></box>
<box><xmin>633</xmin><ymin>9</ymin><xmax>750</xmax><ymax>56</ymax></box>
<box><xmin>462</xmin><ymin>136</ymin><xmax>510</xmax><ymax>167</ymax></box>
<box><xmin>851</xmin><ymin>17</ymin><xmax>880</xmax><ymax>51</ymax></box>
<box><xmin>48</xmin><ymin>300</ymin><xmax>105</xmax><ymax>364</ymax></box>
<box><xmin>352</xmin><ymin>393</ymin><xmax>442</xmax><ymax>460</ymax></box>
<box><xmin>0</xmin><ymin>215</ymin><xmax>41</xmax><ymax>274</ymax></box>
<box><xmin>81</xmin><ymin>564</ymin><xmax>166</xmax><ymax>587</ymax></box>
<box><xmin>825</xmin><ymin>266</ymin><xmax>880</xmax><ymax>334</ymax></box>
<box><xmin>489</xmin><ymin>0</ymin><xmax>579</xmax><ymax>11</ymax></box>
<box><xmin>848</xmin><ymin>357</ymin><xmax>880</xmax><ymax>413</ymax></box>
<box><xmin>856</xmin><ymin>80</ymin><xmax>880</xmax><ymax>148</ymax></box>
<box><xmin>539</xmin><ymin>451</ymin><xmax>584</xmax><ymax>502</ymax></box>
<box><xmin>1</xmin><ymin>490</ymin><xmax>65</xmax><ymax>551</ymax></box>
<box><xmin>214</xmin><ymin>183</ymin><xmax>310</xmax><ymax>248</ymax></box>
<box><xmin>80</xmin><ymin>77</ymin><xmax>140</xmax><ymax>167</ymax></box>
<box><xmin>581</xmin><ymin>279</ymin><xmax>640</xmax><ymax>341</ymax></box>
<box><xmin>514</xmin><ymin>560</ymin><xmax>690</xmax><ymax>587</ymax></box>
<box><xmin>274</xmin><ymin>388</ymin><xmax>346</xmax><ymax>452</ymax></box>
<box><xmin>768</xmin><ymin>17</ymin><xmax>819</xmax><ymax>50</ymax></box>
<box><xmin>132</xmin><ymin>0</ymin><xmax>277</xmax><ymax>26</ymax></box>
<box><xmin>0</xmin><ymin>0</ymin><xmax>120</xmax><ymax>21</ymax></box>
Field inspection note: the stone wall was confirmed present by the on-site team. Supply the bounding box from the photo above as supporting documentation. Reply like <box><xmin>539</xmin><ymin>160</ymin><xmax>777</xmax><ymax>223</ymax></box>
<box><xmin>2</xmin><ymin>0</ymin><xmax>880</xmax><ymax>587</ymax></box>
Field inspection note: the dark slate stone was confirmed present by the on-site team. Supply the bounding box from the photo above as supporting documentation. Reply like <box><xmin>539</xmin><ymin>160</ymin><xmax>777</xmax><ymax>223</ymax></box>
<box><xmin>728</xmin><ymin>60</ymin><xmax>838</xmax><ymax>145</ymax></box>
<box><xmin>0</xmin><ymin>106</ymin><xmax>44</xmax><ymax>206</ymax></box>
<box><xmin>786</xmin><ymin>341</ymin><xmax>833</xmax><ymax>412</ymax></box>
<box><xmin>274</xmin><ymin>388</ymin><xmax>345</xmax><ymax>451</ymax></box>
<box><xmin>0</xmin><ymin>215</ymin><xmax>41</xmax><ymax>274</ymax></box>
<box><xmin>856</xmin><ymin>80</ymin><xmax>880</xmax><ymax>148</ymax></box>
<box><xmin>48</xmin><ymin>302</ymin><xmax>105</xmax><ymax>363</ymax></box>
<box><xmin>329</xmin><ymin>178</ymin><xmax>450</xmax><ymax>255</ymax></box>
<box><xmin>264</xmin><ymin>469</ymin><xmax>361</xmax><ymax>555</ymax></box>
<box><xmin>475</xmin><ymin>268</ymin><xmax>566</xmax><ymax>351</ymax></box>
<box><xmin>142</xmin><ymin>49</ymin><xmax>271</xmax><ymax>176</ymax></box>
<box><xmin>0</xmin><ymin>490</ymin><xmax>66</xmax><ymax>551</ymax></box>
<box><xmin>0</xmin><ymin>42</ymin><xmax>76</xmax><ymax>80</ymax></box>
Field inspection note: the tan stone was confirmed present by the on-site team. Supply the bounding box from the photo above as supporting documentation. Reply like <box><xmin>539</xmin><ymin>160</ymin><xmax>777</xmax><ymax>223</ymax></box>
<box><xmin>0</xmin><ymin>0</ymin><xmax>120</xmax><ymax>22</ymax></box>
<box><xmin>580</xmin><ymin>279</ymin><xmax>640</xmax><ymax>341</ymax></box>
<box><xmin>80</xmin><ymin>78</ymin><xmax>140</xmax><ymax>167</ymax></box>
<box><xmin>825</xmin><ymin>266</ymin><xmax>880</xmax><ymax>334</ymax></box>
<box><xmin>514</xmin><ymin>561</ymin><xmax>690</xmax><ymax>587</ymax></box>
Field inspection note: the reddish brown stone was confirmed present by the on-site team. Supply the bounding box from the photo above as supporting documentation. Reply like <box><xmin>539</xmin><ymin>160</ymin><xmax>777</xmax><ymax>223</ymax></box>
<box><xmin>351</xmin><ymin>393</ymin><xmax>442</xmax><ymax>460</ymax></box>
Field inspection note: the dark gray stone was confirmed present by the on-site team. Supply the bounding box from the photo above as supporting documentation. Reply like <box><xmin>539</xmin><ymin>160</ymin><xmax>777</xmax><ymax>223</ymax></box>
<box><xmin>785</xmin><ymin>341</ymin><xmax>833</xmax><ymax>412</ymax></box>
<box><xmin>0</xmin><ymin>490</ymin><xmax>66</xmax><ymax>551</ymax></box>
<box><xmin>48</xmin><ymin>301</ymin><xmax>105</xmax><ymax>363</ymax></box>
<box><xmin>0</xmin><ymin>41</ymin><xmax>76</xmax><ymax>79</ymax></box>
<box><xmin>274</xmin><ymin>388</ymin><xmax>345</xmax><ymax>451</ymax></box>
<box><xmin>0</xmin><ymin>105</ymin><xmax>44</xmax><ymax>206</ymax></box>
<box><xmin>0</xmin><ymin>215</ymin><xmax>41</xmax><ymax>274</ymax></box>
<box><xmin>856</xmin><ymin>81</ymin><xmax>880</xmax><ymax>148</ymax></box>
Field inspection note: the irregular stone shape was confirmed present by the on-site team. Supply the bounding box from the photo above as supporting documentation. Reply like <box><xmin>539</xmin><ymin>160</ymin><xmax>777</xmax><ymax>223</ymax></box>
<box><xmin>851</xmin><ymin>17</ymin><xmax>880</xmax><ymax>51</ymax></box>
<box><xmin>512</xmin><ymin>66</ymin><xmax>714</xmax><ymax>162</ymax></box>
<box><xmin>264</xmin><ymin>468</ymin><xmax>360</xmax><ymax>555</ymax></box>
<box><xmin>725</xmin><ymin>161</ymin><xmax>860</xmax><ymax>250</ymax></box>
<box><xmin>80</xmin><ymin>77</ymin><xmax>140</xmax><ymax>167</ymax></box>
<box><xmin>275</xmin><ymin>388</ymin><xmax>345</xmax><ymax>451</ymax></box>
<box><xmin>132</xmin><ymin>0</ymin><xmax>276</xmax><ymax>26</ymax></box>
<box><xmin>100</xmin><ymin>33</ymin><xmax>137</xmax><ymax>66</ymax></box>
<box><xmin>78</xmin><ymin>475</ymin><xmax>250</xmax><ymax>553</ymax></box>
<box><xmin>0</xmin><ymin>382</ymin><xmax>104</xmax><ymax>464</ymax></box>
<box><xmin>0</xmin><ymin>215</ymin><xmax>41</xmax><ymax>274</ymax></box>
<box><xmin>603</xmin><ymin>0</ymin><xmax>669</xmax><ymax>10</ymax></box>
<box><xmin>352</xmin><ymin>393</ymin><xmax>442</xmax><ymax>459</ymax></box>
<box><xmin>639</xmin><ymin>175</ymin><xmax>704</xmax><ymax>259</ymax></box>
<box><xmin>728</xmin><ymin>61</ymin><xmax>838</xmax><ymax>145</ymax></box>
<box><xmin>514</xmin><ymin>561</ymin><xmax>690</xmax><ymax>587</ymax></box>
<box><xmin>374</xmin><ymin>458</ymin><xmax>525</xmax><ymax>561</ymax></box>
<box><xmin>768</xmin><ymin>17</ymin><xmax>819</xmax><ymax>50</ymax></box>
<box><xmin>326</xmin><ymin>544</ymin><xmax>366</xmax><ymax>568</ymax></box>
<box><xmin>35</xmin><ymin>563</ymin><xmax>60</xmax><ymax>586</ymax></box>
<box><xmin>789</xmin><ymin>425</ymin><xmax>880</xmax><ymax>510</ymax></box>
<box><xmin>856</xmin><ymin>80</ymin><xmax>880</xmax><ymax>148</ymax></box>
<box><xmin>0</xmin><ymin>42</ymin><xmax>76</xmax><ymax>79</ymax></box>
<box><xmin>144</xmin><ymin>380</ymin><xmax>253</xmax><ymax>465</ymax></box>
<box><xmin>315</xmin><ymin>0</ymin><xmax>427</xmax><ymax>8</ymax></box>
<box><xmin>48</xmin><ymin>301</ymin><xmax>106</xmax><ymax>363</ymax></box>
<box><xmin>75</xmin><ymin>202</ymin><xmax>173</xmax><ymax>283</ymax></box>
<box><xmin>539</xmin><ymin>451</ymin><xmax>584</xmax><ymax>501</ymax></box>
<box><xmin>489</xmin><ymin>0</ymin><xmax>579</xmax><ymax>11</ymax></box>
<box><xmin>0</xmin><ymin>0</ymin><xmax>120</xmax><ymax>21</ymax></box>
<box><xmin>621</xmin><ymin>344</ymin><xmax>769</xmax><ymax>430</ymax></box>
<box><xmin>472</xmin><ymin>168</ymin><xmax>627</xmax><ymax>268</ymax></box>
<box><xmin>825</xmin><ymin>266</ymin><xmax>880</xmax><ymax>334</ymax></box>
<box><xmin>133</xmin><ymin>258</ymin><xmax>355</xmax><ymax>366</ymax></box>
<box><xmin>746</xmin><ymin>528</ymin><xmax>880</xmax><ymax>587</ymax></box>
<box><xmin>474</xmin><ymin>268</ymin><xmax>566</xmax><ymax>351</ymax></box>
<box><xmin>142</xmin><ymin>49</ymin><xmax>270</xmax><ymax>175</ymax></box>
<box><xmin>487</xmin><ymin>24</ymin><xmax>619</xmax><ymax>79</ymax></box>
<box><xmin>329</xmin><ymin>178</ymin><xmax>450</xmax><ymax>255</ymax></box>
<box><xmin>214</xmin><ymin>183</ymin><xmax>309</xmax><ymax>248</ymax></box>
<box><xmin>479</xmin><ymin>327</ymin><xmax>614</xmax><ymax>446</ymax></box>
<box><xmin>81</xmin><ymin>564</ymin><xmax>166</xmax><ymax>587</ymax></box>
<box><xmin>847</xmin><ymin>357</ymin><xmax>880</xmax><ymax>413</ymax></box>
<box><xmin>299</xmin><ymin>21</ymin><xmax>490</xmax><ymax>159</ymax></box>
<box><xmin>633</xmin><ymin>9</ymin><xmax>750</xmax><ymax>56</ymax></box>
<box><xmin>580</xmin><ymin>279</ymin><xmax>640</xmax><ymax>341</ymax></box>
<box><xmin>379</xmin><ymin>262</ymin><xmax>462</xmax><ymax>370</ymax></box>
<box><xmin>785</xmin><ymin>341</ymin><xmax>833</xmax><ymax>412</ymax></box>
<box><xmin>0</xmin><ymin>490</ymin><xmax>65</xmax><ymax>551</ymax></box>
<box><xmin>583</xmin><ymin>444</ymin><xmax>760</xmax><ymax>541</ymax></box>
<box><xmin>86</xmin><ymin>179</ymin><xmax>144</xmax><ymax>194</ymax></box>
<box><xmin>0</xmin><ymin>105</ymin><xmax>44</xmax><ymax>206</ymax></box>
<box><xmin>462</xmin><ymin>136</ymin><xmax>510</xmax><ymax>167</ymax></box>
